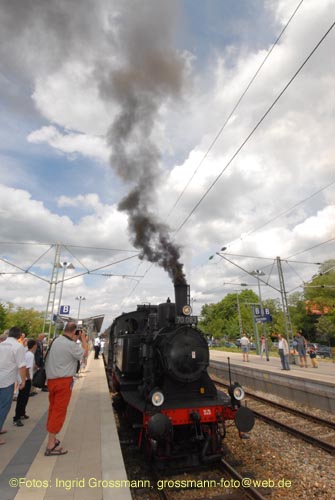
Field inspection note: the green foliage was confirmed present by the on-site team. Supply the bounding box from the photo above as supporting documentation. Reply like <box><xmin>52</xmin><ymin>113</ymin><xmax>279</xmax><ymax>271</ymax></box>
<box><xmin>288</xmin><ymin>292</ymin><xmax>317</xmax><ymax>339</ymax></box>
<box><xmin>316</xmin><ymin>314</ymin><xmax>335</xmax><ymax>346</ymax></box>
<box><xmin>304</xmin><ymin>260</ymin><xmax>335</xmax><ymax>307</ymax></box>
<box><xmin>199</xmin><ymin>289</ymin><xmax>259</xmax><ymax>340</ymax></box>
<box><xmin>2</xmin><ymin>303</ymin><xmax>44</xmax><ymax>337</ymax></box>
<box><xmin>262</xmin><ymin>298</ymin><xmax>283</xmax><ymax>335</ymax></box>
<box><xmin>302</xmin><ymin>260</ymin><xmax>335</xmax><ymax>342</ymax></box>
<box><xmin>199</xmin><ymin>260</ymin><xmax>335</xmax><ymax>345</ymax></box>
<box><xmin>0</xmin><ymin>302</ymin><xmax>7</xmax><ymax>331</ymax></box>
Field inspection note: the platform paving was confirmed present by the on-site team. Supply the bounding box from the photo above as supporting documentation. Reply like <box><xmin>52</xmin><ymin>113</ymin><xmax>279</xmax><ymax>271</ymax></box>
<box><xmin>210</xmin><ymin>349</ymin><xmax>335</xmax><ymax>383</ymax></box>
<box><xmin>0</xmin><ymin>352</ymin><xmax>131</xmax><ymax>500</ymax></box>
<box><xmin>210</xmin><ymin>349</ymin><xmax>335</xmax><ymax>412</ymax></box>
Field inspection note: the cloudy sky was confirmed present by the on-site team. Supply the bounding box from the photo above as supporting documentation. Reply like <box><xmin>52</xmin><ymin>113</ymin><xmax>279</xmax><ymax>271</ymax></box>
<box><xmin>0</xmin><ymin>0</ymin><xmax>334</xmax><ymax>328</ymax></box>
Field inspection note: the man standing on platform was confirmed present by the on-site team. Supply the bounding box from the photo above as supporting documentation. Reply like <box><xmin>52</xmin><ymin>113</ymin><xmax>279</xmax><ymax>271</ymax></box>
<box><xmin>295</xmin><ymin>331</ymin><xmax>308</xmax><ymax>368</ymax></box>
<box><xmin>13</xmin><ymin>339</ymin><xmax>37</xmax><ymax>426</ymax></box>
<box><xmin>44</xmin><ymin>322</ymin><xmax>88</xmax><ymax>456</ymax></box>
<box><xmin>277</xmin><ymin>334</ymin><xmax>290</xmax><ymax>370</ymax></box>
<box><xmin>32</xmin><ymin>333</ymin><xmax>48</xmax><ymax>394</ymax></box>
<box><xmin>240</xmin><ymin>332</ymin><xmax>250</xmax><ymax>362</ymax></box>
<box><xmin>93</xmin><ymin>336</ymin><xmax>100</xmax><ymax>359</ymax></box>
<box><xmin>0</xmin><ymin>326</ymin><xmax>26</xmax><ymax>445</ymax></box>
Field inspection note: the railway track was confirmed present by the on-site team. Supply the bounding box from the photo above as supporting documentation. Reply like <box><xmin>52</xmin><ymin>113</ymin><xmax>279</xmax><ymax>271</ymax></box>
<box><xmin>213</xmin><ymin>376</ymin><xmax>335</xmax><ymax>455</ymax></box>
<box><xmin>148</xmin><ymin>459</ymin><xmax>269</xmax><ymax>500</ymax></box>
<box><xmin>114</xmin><ymin>403</ymin><xmax>269</xmax><ymax>500</ymax></box>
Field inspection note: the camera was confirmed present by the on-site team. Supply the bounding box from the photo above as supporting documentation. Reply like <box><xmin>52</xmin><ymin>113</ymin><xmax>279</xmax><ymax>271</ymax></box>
<box><xmin>75</xmin><ymin>329</ymin><xmax>81</xmax><ymax>336</ymax></box>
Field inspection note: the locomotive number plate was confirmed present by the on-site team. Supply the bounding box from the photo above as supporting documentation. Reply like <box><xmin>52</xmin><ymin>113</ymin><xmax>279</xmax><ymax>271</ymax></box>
<box><xmin>176</xmin><ymin>316</ymin><xmax>198</xmax><ymax>324</ymax></box>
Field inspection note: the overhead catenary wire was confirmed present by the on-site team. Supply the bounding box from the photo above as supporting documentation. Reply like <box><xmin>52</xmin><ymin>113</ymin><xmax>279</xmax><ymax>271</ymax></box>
<box><xmin>285</xmin><ymin>237</ymin><xmax>335</xmax><ymax>260</ymax></box>
<box><xmin>63</xmin><ymin>244</ymin><xmax>91</xmax><ymax>273</ymax></box>
<box><xmin>59</xmin><ymin>253</ymin><xmax>141</xmax><ymax>284</ymax></box>
<box><xmin>203</xmin><ymin>236</ymin><xmax>334</xmax><ymax>300</ymax></box>
<box><xmin>0</xmin><ymin>247</ymin><xmax>141</xmax><ymax>285</ymax></box>
<box><xmin>167</xmin><ymin>0</ymin><xmax>305</xmax><ymax>217</ymax></box>
<box><xmin>0</xmin><ymin>256</ymin><xmax>50</xmax><ymax>283</ymax></box>
<box><xmin>0</xmin><ymin>241</ymin><xmax>138</xmax><ymax>252</ymax></box>
<box><xmin>127</xmin><ymin>16</ymin><xmax>334</xmax><ymax>298</ymax></box>
<box><xmin>127</xmin><ymin>170</ymin><xmax>334</xmax><ymax>300</ymax></box>
<box><xmin>174</xmin><ymin>21</ymin><xmax>335</xmax><ymax>235</ymax></box>
<box><xmin>223</xmin><ymin>179</ymin><xmax>335</xmax><ymax>251</ymax></box>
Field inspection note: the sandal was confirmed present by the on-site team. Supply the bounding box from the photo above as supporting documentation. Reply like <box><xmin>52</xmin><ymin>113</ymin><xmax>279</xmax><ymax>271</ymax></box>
<box><xmin>0</xmin><ymin>430</ymin><xmax>7</xmax><ymax>435</ymax></box>
<box><xmin>0</xmin><ymin>439</ymin><xmax>5</xmax><ymax>445</ymax></box>
<box><xmin>45</xmin><ymin>443</ymin><xmax>68</xmax><ymax>456</ymax></box>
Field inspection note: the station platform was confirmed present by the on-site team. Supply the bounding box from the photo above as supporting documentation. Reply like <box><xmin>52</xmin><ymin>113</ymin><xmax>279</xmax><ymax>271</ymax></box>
<box><xmin>0</xmin><ymin>353</ymin><xmax>132</xmax><ymax>500</ymax></box>
<box><xmin>209</xmin><ymin>349</ymin><xmax>335</xmax><ymax>413</ymax></box>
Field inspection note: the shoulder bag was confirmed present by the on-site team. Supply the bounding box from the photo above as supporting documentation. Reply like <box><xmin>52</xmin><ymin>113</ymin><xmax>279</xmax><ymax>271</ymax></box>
<box><xmin>32</xmin><ymin>338</ymin><xmax>54</xmax><ymax>388</ymax></box>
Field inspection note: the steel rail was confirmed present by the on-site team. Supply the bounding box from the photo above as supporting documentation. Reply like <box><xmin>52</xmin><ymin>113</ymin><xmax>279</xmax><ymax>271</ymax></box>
<box><xmin>212</xmin><ymin>376</ymin><xmax>335</xmax><ymax>429</ymax></box>
<box><xmin>213</xmin><ymin>378</ymin><xmax>335</xmax><ymax>455</ymax></box>
<box><xmin>219</xmin><ymin>459</ymin><xmax>269</xmax><ymax>500</ymax></box>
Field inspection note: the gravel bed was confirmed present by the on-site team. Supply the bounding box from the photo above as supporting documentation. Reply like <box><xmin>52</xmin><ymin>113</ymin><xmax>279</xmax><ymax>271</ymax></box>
<box><xmin>225</xmin><ymin>396</ymin><xmax>335</xmax><ymax>499</ymax></box>
<box><xmin>248</xmin><ymin>387</ymin><xmax>335</xmax><ymax>425</ymax></box>
<box><xmin>116</xmin><ymin>387</ymin><xmax>335</xmax><ymax>500</ymax></box>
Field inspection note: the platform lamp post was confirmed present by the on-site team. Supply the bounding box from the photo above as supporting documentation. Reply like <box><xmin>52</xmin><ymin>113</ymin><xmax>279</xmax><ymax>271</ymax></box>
<box><xmin>76</xmin><ymin>295</ymin><xmax>86</xmax><ymax>322</ymax></box>
<box><xmin>236</xmin><ymin>292</ymin><xmax>243</xmax><ymax>338</ymax></box>
<box><xmin>222</xmin><ymin>284</ymin><xmax>245</xmax><ymax>339</ymax></box>
<box><xmin>56</xmin><ymin>262</ymin><xmax>75</xmax><ymax>315</ymax></box>
<box><xmin>250</xmin><ymin>270</ymin><xmax>269</xmax><ymax>361</ymax></box>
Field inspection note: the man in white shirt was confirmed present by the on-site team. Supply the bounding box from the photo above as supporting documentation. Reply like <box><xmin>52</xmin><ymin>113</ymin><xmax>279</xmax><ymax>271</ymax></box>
<box><xmin>13</xmin><ymin>339</ymin><xmax>37</xmax><ymax>426</ymax></box>
<box><xmin>93</xmin><ymin>336</ymin><xmax>100</xmax><ymax>359</ymax></box>
<box><xmin>0</xmin><ymin>326</ymin><xmax>26</xmax><ymax>445</ymax></box>
<box><xmin>277</xmin><ymin>334</ymin><xmax>290</xmax><ymax>370</ymax></box>
<box><xmin>240</xmin><ymin>333</ymin><xmax>250</xmax><ymax>362</ymax></box>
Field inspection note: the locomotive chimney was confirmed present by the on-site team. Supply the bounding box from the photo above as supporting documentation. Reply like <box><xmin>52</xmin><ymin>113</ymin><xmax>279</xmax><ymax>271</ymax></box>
<box><xmin>174</xmin><ymin>282</ymin><xmax>190</xmax><ymax>316</ymax></box>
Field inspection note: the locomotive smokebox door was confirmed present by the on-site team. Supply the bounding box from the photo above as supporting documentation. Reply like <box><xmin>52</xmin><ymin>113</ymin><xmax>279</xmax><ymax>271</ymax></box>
<box><xmin>164</xmin><ymin>328</ymin><xmax>209</xmax><ymax>383</ymax></box>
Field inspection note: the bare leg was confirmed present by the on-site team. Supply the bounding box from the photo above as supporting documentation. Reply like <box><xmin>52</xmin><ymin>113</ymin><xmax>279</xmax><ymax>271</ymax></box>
<box><xmin>47</xmin><ymin>432</ymin><xmax>57</xmax><ymax>450</ymax></box>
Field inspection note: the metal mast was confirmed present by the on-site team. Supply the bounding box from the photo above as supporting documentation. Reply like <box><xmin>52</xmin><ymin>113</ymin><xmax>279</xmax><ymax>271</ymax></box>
<box><xmin>42</xmin><ymin>243</ymin><xmax>62</xmax><ymax>341</ymax></box>
<box><xmin>277</xmin><ymin>256</ymin><xmax>294</xmax><ymax>348</ymax></box>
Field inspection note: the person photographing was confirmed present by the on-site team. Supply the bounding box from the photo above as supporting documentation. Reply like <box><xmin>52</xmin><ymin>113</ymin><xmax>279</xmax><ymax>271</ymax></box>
<box><xmin>44</xmin><ymin>322</ymin><xmax>88</xmax><ymax>456</ymax></box>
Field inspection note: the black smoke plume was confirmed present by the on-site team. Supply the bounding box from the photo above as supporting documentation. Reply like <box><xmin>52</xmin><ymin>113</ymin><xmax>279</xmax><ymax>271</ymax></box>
<box><xmin>103</xmin><ymin>1</ymin><xmax>187</xmax><ymax>284</ymax></box>
<box><xmin>0</xmin><ymin>0</ymin><xmax>187</xmax><ymax>284</ymax></box>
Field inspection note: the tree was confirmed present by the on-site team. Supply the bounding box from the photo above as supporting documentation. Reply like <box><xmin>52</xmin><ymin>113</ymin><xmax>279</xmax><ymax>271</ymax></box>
<box><xmin>4</xmin><ymin>305</ymin><xmax>44</xmax><ymax>337</ymax></box>
<box><xmin>288</xmin><ymin>292</ymin><xmax>317</xmax><ymax>341</ymax></box>
<box><xmin>316</xmin><ymin>314</ymin><xmax>335</xmax><ymax>346</ymax></box>
<box><xmin>0</xmin><ymin>302</ymin><xmax>7</xmax><ymax>332</ymax></box>
<box><xmin>302</xmin><ymin>260</ymin><xmax>335</xmax><ymax>342</ymax></box>
<box><xmin>198</xmin><ymin>260</ymin><xmax>335</xmax><ymax>345</ymax></box>
<box><xmin>199</xmin><ymin>289</ymin><xmax>259</xmax><ymax>340</ymax></box>
<box><xmin>304</xmin><ymin>260</ymin><xmax>335</xmax><ymax>312</ymax></box>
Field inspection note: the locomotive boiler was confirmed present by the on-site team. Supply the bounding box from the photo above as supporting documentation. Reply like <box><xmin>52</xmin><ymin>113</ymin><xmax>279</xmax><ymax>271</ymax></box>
<box><xmin>105</xmin><ymin>282</ymin><xmax>254</xmax><ymax>465</ymax></box>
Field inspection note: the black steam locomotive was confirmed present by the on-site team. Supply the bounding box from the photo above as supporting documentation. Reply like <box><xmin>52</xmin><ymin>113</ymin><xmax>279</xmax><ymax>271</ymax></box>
<box><xmin>105</xmin><ymin>282</ymin><xmax>254</xmax><ymax>465</ymax></box>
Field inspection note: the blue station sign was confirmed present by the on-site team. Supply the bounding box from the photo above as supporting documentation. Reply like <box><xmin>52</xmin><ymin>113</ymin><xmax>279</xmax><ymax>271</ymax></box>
<box><xmin>60</xmin><ymin>305</ymin><xmax>71</xmax><ymax>315</ymax></box>
<box><xmin>254</xmin><ymin>306</ymin><xmax>272</xmax><ymax>323</ymax></box>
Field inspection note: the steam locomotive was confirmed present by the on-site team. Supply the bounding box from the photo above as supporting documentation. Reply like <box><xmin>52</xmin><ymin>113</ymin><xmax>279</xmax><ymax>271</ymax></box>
<box><xmin>104</xmin><ymin>282</ymin><xmax>254</xmax><ymax>465</ymax></box>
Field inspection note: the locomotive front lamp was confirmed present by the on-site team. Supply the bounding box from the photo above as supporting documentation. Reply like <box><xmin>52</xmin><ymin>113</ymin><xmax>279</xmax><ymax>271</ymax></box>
<box><xmin>228</xmin><ymin>383</ymin><xmax>245</xmax><ymax>402</ymax></box>
<box><xmin>182</xmin><ymin>305</ymin><xmax>192</xmax><ymax>316</ymax></box>
<box><xmin>232</xmin><ymin>385</ymin><xmax>245</xmax><ymax>401</ymax></box>
<box><xmin>151</xmin><ymin>390</ymin><xmax>165</xmax><ymax>407</ymax></box>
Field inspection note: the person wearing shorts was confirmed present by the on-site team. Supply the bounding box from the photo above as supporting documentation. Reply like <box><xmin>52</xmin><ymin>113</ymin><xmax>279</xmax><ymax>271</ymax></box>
<box><xmin>295</xmin><ymin>331</ymin><xmax>308</xmax><ymax>368</ymax></box>
<box><xmin>240</xmin><ymin>333</ymin><xmax>250</xmax><ymax>362</ymax></box>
